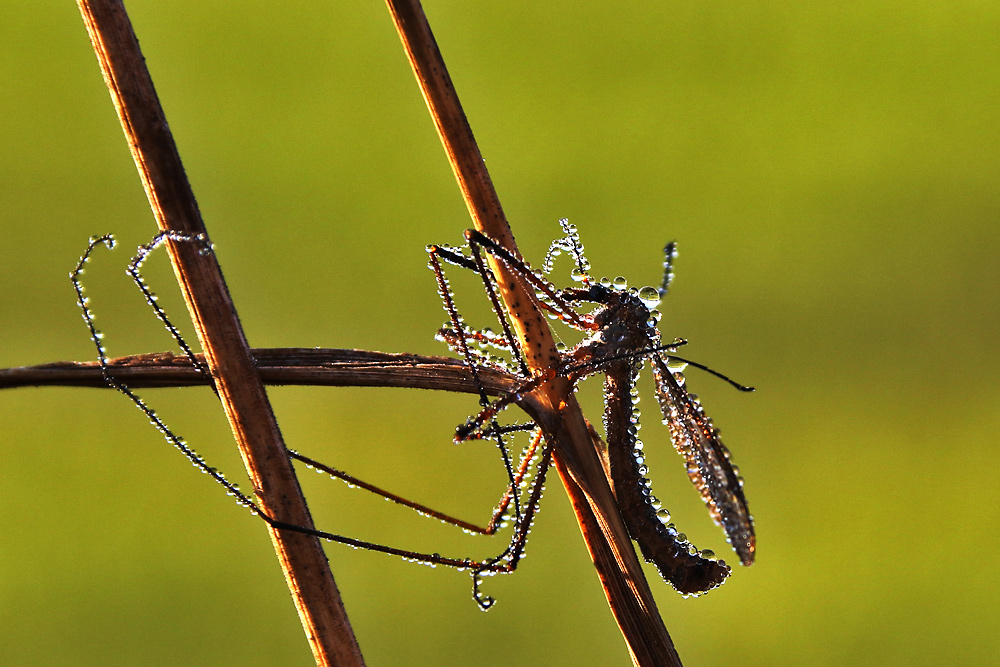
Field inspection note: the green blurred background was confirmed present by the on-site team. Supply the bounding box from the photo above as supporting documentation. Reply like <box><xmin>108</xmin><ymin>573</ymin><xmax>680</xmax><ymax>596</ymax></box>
<box><xmin>2</xmin><ymin>2</ymin><xmax>998</xmax><ymax>665</ymax></box>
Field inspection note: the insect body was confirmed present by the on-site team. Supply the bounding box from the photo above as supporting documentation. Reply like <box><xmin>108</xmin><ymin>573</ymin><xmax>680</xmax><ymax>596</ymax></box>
<box><xmin>438</xmin><ymin>221</ymin><xmax>755</xmax><ymax>595</ymax></box>
<box><xmin>561</xmin><ymin>280</ymin><xmax>754</xmax><ymax>592</ymax></box>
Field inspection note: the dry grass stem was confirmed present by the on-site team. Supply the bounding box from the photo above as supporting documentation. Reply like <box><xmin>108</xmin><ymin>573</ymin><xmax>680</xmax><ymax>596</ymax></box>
<box><xmin>385</xmin><ymin>1</ymin><xmax>680</xmax><ymax>664</ymax></box>
<box><xmin>0</xmin><ymin>349</ymin><xmax>516</xmax><ymax>395</ymax></box>
<box><xmin>75</xmin><ymin>1</ymin><xmax>363</xmax><ymax>664</ymax></box>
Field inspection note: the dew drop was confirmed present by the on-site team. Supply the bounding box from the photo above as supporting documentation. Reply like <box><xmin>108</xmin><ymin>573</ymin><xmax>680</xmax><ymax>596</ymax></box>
<box><xmin>612</xmin><ymin>276</ymin><xmax>628</xmax><ymax>290</ymax></box>
<box><xmin>637</xmin><ymin>286</ymin><xmax>661</xmax><ymax>308</ymax></box>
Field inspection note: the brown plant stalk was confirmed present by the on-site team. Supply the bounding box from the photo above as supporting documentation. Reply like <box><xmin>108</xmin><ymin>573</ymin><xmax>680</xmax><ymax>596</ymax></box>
<box><xmin>0</xmin><ymin>349</ymin><xmax>515</xmax><ymax>395</ymax></box>
<box><xmin>384</xmin><ymin>1</ymin><xmax>680</xmax><ymax>665</ymax></box>
<box><xmin>75</xmin><ymin>2</ymin><xmax>363</xmax><ymax>665</ymax></box>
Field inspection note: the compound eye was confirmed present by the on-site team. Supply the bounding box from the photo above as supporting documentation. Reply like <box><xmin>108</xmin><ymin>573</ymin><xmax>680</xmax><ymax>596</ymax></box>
<box><xmin>606</xmin><ymin>322</ymin><xmax>627</xmax><ymax>343</ymax></box>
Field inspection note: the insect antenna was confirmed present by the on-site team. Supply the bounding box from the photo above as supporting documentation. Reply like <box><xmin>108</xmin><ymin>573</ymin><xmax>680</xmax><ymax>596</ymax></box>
<box><xmin>659</xmin><ymin>241</ymin><xmax>678</xmax><ymax>299</ymax></box>
<box><xmin>558</xmin><ymin>334</ymin><xmax>754</xmax><ymax>394</ymax></box>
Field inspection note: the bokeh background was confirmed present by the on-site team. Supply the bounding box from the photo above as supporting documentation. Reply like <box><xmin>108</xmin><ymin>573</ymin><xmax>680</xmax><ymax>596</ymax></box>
<box><xmin>2</xmin><ymin>2</ymin><xmax>998</xmax><ymax>665</ymax></box>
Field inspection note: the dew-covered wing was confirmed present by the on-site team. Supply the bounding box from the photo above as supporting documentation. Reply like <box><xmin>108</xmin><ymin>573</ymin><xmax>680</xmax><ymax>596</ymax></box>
<box><xmin>651</xmin><ymin>355</ymin><xmax>755</xmax><ymax>565</ymax></box>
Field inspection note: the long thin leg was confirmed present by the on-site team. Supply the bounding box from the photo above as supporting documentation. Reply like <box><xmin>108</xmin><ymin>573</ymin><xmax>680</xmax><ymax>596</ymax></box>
<box><xmin>464</xmin><ymin>230</ymin><xmax>597</xmax><ymax>332</ymax></box>
<box><xmin>125</xmin><ymin>230</ymin><xmax>214</xmax><ymax>373</ymax></box>
<box><xmin>129</xmin><ymin>234</ymin><xmax>532</xmax><ymax>535</ymax></box>
<box><xmin>426</xmin><ymin>244</ymin><xmax>524</xmax><ymax>525</ymax></box>
<box><xmin>126</xmin><ymin>234</ymin><xmax>535</xmax><ymax>530</ymax></box>
<box><xmin>78</xmin><ymin>234</ymin><xmax>554</xmax><ymax>608</ymax></box>
<box><xmin>430</xmin><ymin>244</ymin><xmax>527</xmax><ymax>377</ymax></box>
<box><xmin>472</xmin><ymin>430</ymin><xmax>554</xmax><ymax>607</ymax></box>
<box><xmin>454</xmin><ymin>372</ymin><xmax>554</xmax><ymax>441</ymax></box>
<box><xmin>542</xmin><ymin>218</ymin><xmax>592</xmax><ymax>285</ymax></box>
<box><xmin>287</xmin><ymin>424</ymin><xmax>544</xmax><ymax>537</ymax></box>
<box><xmin>280</xmin><ymin>430</ymin><xmax>557</xmax><ymax>610</ymax></box>
<box><xmin>73</xmin><ymin>236</ymin><xmax>251</xmax><ymax>506</ymax></box>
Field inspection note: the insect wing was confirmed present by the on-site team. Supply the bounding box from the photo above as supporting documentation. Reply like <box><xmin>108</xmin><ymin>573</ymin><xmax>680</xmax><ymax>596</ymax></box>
<box><xmin>651</xmin><ymin>355</ymin><xmax>755</xmax><ymax>565</ymax></box>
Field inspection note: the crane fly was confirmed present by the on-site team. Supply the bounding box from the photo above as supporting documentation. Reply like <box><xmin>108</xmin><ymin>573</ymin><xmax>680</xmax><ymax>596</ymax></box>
<box><xmin>70</xmin><ymin>220</ymin><xmax>754</xmax><ymax>608</ymax></box>
<box><xmin>430</xmin><ymin>220</ymin><xmax>755</xmax><ymax>594</ymax></box>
